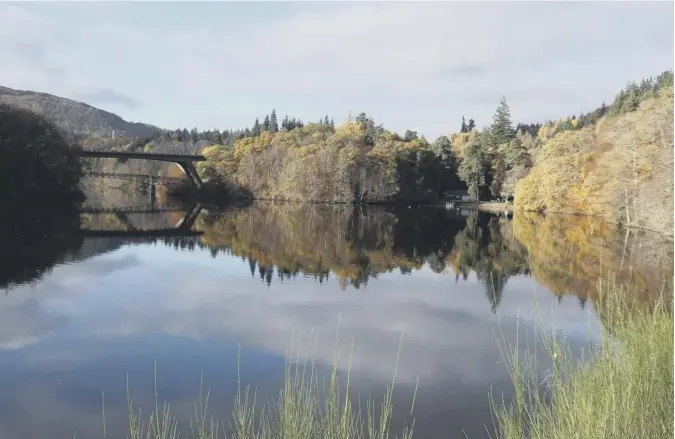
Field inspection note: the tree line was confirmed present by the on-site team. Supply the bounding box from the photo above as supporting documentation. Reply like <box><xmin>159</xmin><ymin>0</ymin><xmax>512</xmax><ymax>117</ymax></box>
<box><xmin>514</xmin><ymin>69</ymin><xmax>674</xmax><ymax>235</ymax></box>
<box><xmin>83</xmin><ymin>68</ymin><xmax>674</xmax><ymax>211</ymax></box>
<box><xmin>0</xmin><ymin>104</ymin><xmax>84</xmax><ymax>207</ymax></box>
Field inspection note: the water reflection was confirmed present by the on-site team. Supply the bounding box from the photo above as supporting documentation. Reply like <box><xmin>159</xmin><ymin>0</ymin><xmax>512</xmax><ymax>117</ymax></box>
<box><xmin>0</xmin><ymin>201</ymin><xmax>671</xmax><ymax>439</ymax></box>
<box><xmin>3</xmin><ymin>202</ymin><xmax>672</xmax><ymax>315</ymax></box>
<box><xmin>0</xmin><ymin>205</ymin><xmax>83</xmax><ymax>290</ymax></box>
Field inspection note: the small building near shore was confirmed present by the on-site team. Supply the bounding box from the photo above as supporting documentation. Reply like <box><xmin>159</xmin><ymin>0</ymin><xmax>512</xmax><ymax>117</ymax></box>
<box><xmin>441</xmin><ymin>190</ymin><xmax>474</xmax><ymax>202</ymax></box>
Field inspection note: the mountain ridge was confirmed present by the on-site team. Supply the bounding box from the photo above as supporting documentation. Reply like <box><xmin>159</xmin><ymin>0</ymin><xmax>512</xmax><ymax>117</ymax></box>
<box><xmin>0</xmin><ymin>85</ymin><xmax>160</xmax><ymax>139</ymax></box>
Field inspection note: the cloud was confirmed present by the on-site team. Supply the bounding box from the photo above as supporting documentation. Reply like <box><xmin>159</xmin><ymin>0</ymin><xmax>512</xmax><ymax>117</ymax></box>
<box><xmin>0</xmin><ymin>247</ymin><xmax>602</xmax><ymax>439</ymax></box>
<box><xmin>1</xmin><ymin>244</ymin><xmax>600</xmax><ymax>385</ymax></box>
<box><xmin>0</xmin><ymin>2</ymin><xmax>671</xmax><ymax>137</ymax></box>
<box><xmin>0</xmin><ymin>252</ymin><xmax>140</xmax><ymax>350</ymax></box>
<box><xmin>76</xmin><ymin>88</ymin><xmax>140</xmax><ymax>109</ymax></box>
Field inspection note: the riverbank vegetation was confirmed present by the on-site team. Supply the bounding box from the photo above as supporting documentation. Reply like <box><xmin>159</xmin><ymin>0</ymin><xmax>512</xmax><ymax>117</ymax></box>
<box><xmin>0</xmin><ymin>104</ymin><xmax>85</xmax><ymax>290</ymax></box>
<box><xmin>515</xmin><ymin>72</ymin><xmax>674</xmax><ymax>235</ymax></box>
<box><xmin>196</xmin><ymin>115</ymin><xmax>465</xmax><ymax>203</ymax></box>
<box><xmin>0</xmin><ymin>103</ymin><xmax>84</xmax><ymax>206</ymax></box>
<box><xmin>154</xmin><ymin>70</ymin><xmax>673</xmax><ymax>227</ymax></box>
<box><xmin>118</xmin><ymin>339</ymin><xmax>416</xmax><ymax>439</ymax></box>
<box><xmin>493</xmin><ymin>283</ymin><xmax>673</xmax><ymax>439</ymax></box>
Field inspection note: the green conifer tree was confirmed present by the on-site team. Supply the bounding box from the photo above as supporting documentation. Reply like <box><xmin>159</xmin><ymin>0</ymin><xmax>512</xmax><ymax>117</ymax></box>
<box><xmin>491</xmin><ymin>97</ymin><xmax>515</xmax><ymax>146</ymax></box>
<box><xmin>270</xmin><ymin>109</ymin><xmax>279</xmax><ymax>132</ymax></box>
<box><xmin>252</xmin><ymin>118</ymin><xmax>261</xmax><ymax>136</ymax></box>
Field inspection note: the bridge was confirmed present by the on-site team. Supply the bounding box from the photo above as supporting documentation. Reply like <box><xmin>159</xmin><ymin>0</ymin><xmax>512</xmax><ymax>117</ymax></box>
<box><xmin>80</xmin><ymin>203</ymin><xmax>204</xmax><ymax>238</ymax></box>
<box><xmin>76</xmin><ymin>150</ymin><xmax>206</xmax><ymax>189</ymax></box>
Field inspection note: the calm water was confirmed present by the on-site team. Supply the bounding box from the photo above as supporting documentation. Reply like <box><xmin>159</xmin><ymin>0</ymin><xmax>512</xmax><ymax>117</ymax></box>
<box><xmin>0</xmin><ymin>201</ymin><xmax>671</xmax><ymax>438</ymax></box>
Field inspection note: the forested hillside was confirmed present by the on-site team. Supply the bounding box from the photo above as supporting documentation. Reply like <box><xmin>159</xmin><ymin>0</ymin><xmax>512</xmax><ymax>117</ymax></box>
<box><xmin>0</xmin><ymin>86</ymin><xmax>159</xmax><ymax>140</ymax></box>
<box><xmin>3</xmin><ymin>69</ymin><xmax>673</xmax><ymax>230</ymax></box>
<box><xmin>514</xmin><ymin>71</ymin><xmax>674</xmax><ymax>235</ymax></box>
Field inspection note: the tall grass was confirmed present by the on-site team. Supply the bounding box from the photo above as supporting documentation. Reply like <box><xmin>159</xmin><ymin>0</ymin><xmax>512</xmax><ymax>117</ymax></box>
<box><xmin>492</xmin><ymin>277</ymin><xmax>674</xmax><ymax>439</ymax></box>
<box><xmin>114</xmin><ymin>331</ymin><xmax>417</xmax><ymax>439</ymax></box>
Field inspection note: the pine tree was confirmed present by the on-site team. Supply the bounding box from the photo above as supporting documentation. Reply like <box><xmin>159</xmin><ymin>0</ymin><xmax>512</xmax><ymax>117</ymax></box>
<box><xmin>404</xmin><ymin>130</ymin><xmax>418</xmax><ymax>142</ymax></box>
<box><xmin>324</xmin><ymin>115</ymin><xmax>330</xmax><ymax>125</ymax></box>
<box><xmin>491</xmin><ymin>97</ymin><xmax>515</xmax><ymax>146</ymax></box>
<box><xmin>263</xmin><ymin>115</ymin><xmax>270</xmax><ymax>131</ymax></box>
<box><xmin>270</xmin><ymin>109</ymin><xmax>279</xmax><ymax>132</ymax></box>
<box><xmin>252</xmin><ymin>118</ymin><xmax>261</xmax><ymax>136</ymax></box>
<box><xmin>330</xmin><ymin>118</ymin><xmax>335</xmax><ymax>128</ymax></box>
<box><xmin>504</xmin><ymin>137</ymin><xmax>531</xmax><ymax>168</ymax></box>
<box><xmin>467</xmin><ymin>119</ymin><xmax>476</xmax><ymax>131</ymax></box>
<box><xmin>460</xmin><ymin>117</ymin><xmax>468</xmax><ymax>133</ymax></box>
<box><xmin>282</xmin><ymin>114</ymin><xmax>289</xmax><ymax>131</ymax></box>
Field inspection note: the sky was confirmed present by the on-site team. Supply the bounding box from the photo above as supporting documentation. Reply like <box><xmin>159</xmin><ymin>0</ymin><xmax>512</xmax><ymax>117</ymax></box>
<box><xmin>0</xmin><ymin>1</ymin><xmax>672</xmax><ymax>139</ymax></box>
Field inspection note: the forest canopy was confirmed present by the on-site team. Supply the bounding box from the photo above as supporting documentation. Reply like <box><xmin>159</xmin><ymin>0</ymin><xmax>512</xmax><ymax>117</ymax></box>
<box><xmin>0</xmin><ymin>104</ymin><xmax>83</xmax><ymax>206</ymax></box>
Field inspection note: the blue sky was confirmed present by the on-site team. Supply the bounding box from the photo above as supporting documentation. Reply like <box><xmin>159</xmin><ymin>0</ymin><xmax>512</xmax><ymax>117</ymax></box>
<box><xmin>0</xmin><ymin>1</ymin><xmax>672</xmax><ymax>138</ymax></box>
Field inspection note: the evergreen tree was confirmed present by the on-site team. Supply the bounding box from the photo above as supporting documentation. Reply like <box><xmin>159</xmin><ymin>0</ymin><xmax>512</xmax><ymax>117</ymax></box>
<box><xmin>330</xmin><ymin>118</ymin><xmax>335</xmax><ymax>128</ymax></box>
<box><xmin>356</xmin><ymin>113</ymin><xmax>382</xmax><ymax>146</ymax></box>
<box><xmin>270</xmin><ymin>109</ymin><xmax>279</xmax><ymax>132</ymax></box>
<box><xmin>467</xmin><ymin>119</ymin><xmax>476</xmax><ymax>131</ymax></box>
<box><xmin>252</xmin><ymin>118</ymin><xmax>261</xmax><ymax>136</ymax></box>
<box><xmin>281</xmin><ymin>114</ymin><xmax>289</xmax><ymax>131</ymax></box>
<box><xmin>263</xmin><ymin>114</ymin><xmax>270</xmax><ymax>131</ymax></box>
<box><xmin>504</xmin><ymin>137</ymin><xmax>531</xmax><ymax>168</ymax></box>
<box><xmin>324</xmin><ymin>115</ymin><xmax>330</xmax><ymax>125</ymax></box>
<box><xmin>403</xmin><ymin>130</ymin><xmax>418</xmax><ymax>142</ymax></box>
<box><xmin>491</xmin><ymin>97</ymin><xmax>515</xmax><ymax>146</ymax></box>
<box><xmin>460</xmin><ymin>116</ymin><xmax>468</xmax><ymax>133</ymax></box>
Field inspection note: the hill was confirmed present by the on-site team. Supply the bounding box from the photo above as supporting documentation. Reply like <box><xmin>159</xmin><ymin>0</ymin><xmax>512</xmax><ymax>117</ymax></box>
<box><xmin>515</xmin><ymin>85</ymin><xmax>674</xmax><ymax>235</ymax></box>
<box><xmin>0</xmin><ymin>85</ymin><xmax>159</xmax><ymax>140</ymax></box>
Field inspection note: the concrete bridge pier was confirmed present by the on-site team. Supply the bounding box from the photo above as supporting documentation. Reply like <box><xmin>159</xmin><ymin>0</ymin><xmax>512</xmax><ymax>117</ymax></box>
<box><xmin>175</xmin><ymin>162</ymin><xmax>204</xmax><ymax>189</ymax></box>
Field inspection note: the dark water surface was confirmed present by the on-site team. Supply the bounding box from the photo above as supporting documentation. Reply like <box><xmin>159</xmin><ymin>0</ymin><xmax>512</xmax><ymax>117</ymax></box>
<box><xmin>0</xmin><ymin>201</ymin><xmax>671</xmax><ymax>439</ymax></box>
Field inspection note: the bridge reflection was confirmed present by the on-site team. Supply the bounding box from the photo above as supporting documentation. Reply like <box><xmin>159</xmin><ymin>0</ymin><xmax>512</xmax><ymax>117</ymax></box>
<box><xmin>79</xmin><ymin>203</ymin><xmax>203</xmax><ymax>238</ymax></box>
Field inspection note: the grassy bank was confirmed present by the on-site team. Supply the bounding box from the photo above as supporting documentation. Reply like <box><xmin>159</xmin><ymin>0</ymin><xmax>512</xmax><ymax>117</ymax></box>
<box><xmin>493</xmin><ymin>278</ymin><xmax>673</xmax><ymax>439</ymax></box>
<box><xmin>110</xmin><ymin>338</ymin><xmax>417</xmax><ymax>439</ymax></box>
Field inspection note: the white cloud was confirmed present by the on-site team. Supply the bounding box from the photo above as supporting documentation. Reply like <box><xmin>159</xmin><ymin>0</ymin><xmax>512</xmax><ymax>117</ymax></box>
<box><xmin>0</xmin><ymin>245</ymin><xmax>602</xmax><ymax>439</ymax></box>
<box><xmin>0</xmin><ymin>2</ymin><xmax>671</xmax><ymax>137</ymax></box>
<box><xmin>1</xmin><ymin>245</ymin><xmax>601</xmax><ymax>385</ymax></box>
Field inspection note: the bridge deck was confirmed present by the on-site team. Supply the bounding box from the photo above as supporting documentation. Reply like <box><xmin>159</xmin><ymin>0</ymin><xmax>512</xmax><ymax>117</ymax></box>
<box><xmin>77</xmin><ymin>150</ymin><xmax>206</xmax><ymax>162</ymax></box>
